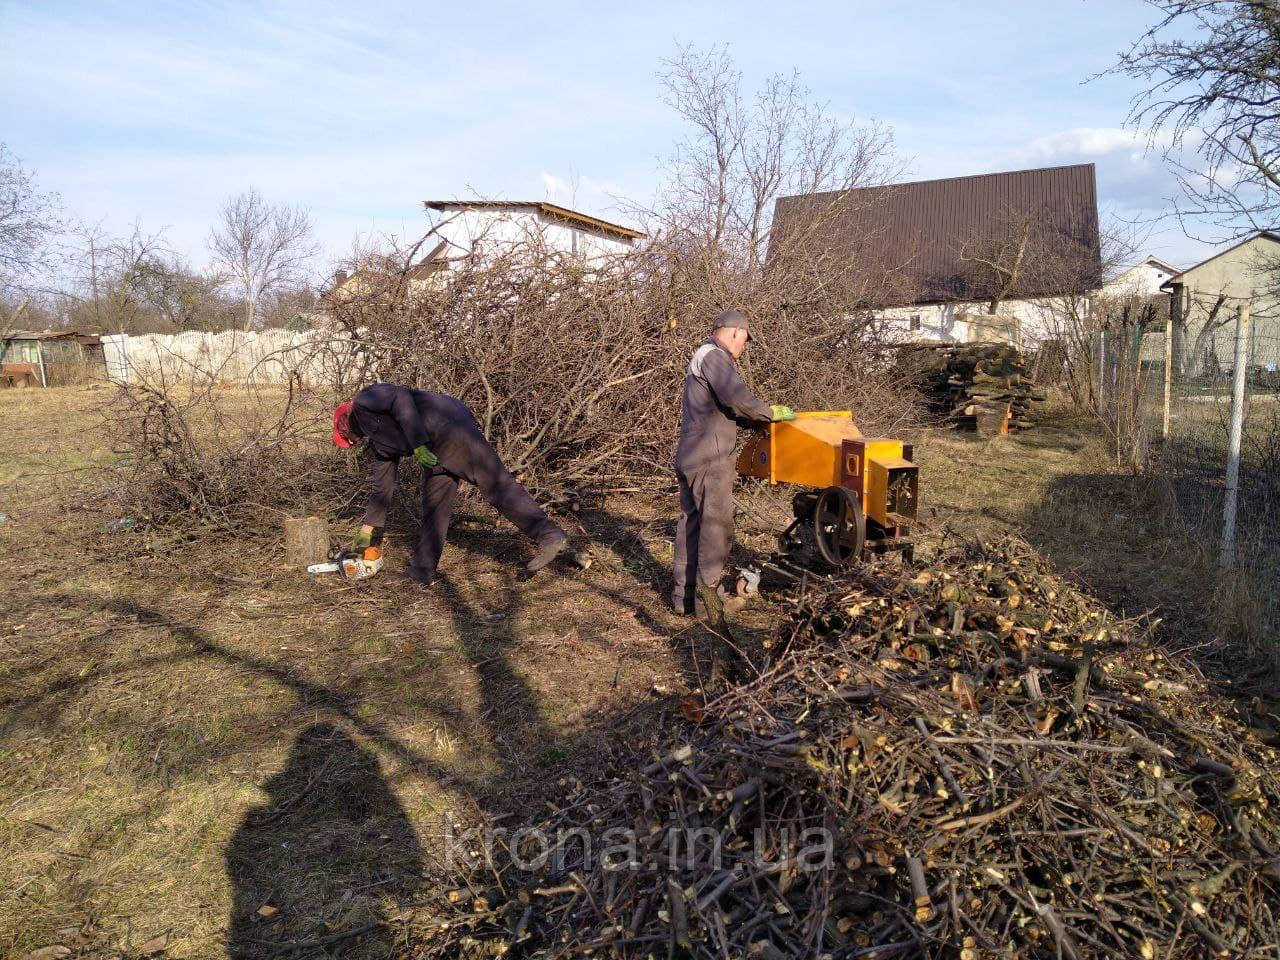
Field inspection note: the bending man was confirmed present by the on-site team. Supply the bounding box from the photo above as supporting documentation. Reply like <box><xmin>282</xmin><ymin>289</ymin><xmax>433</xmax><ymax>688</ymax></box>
<box><xmin>672</xmin><ymin>310</ymin><xmax>794</xmax><ymax>618</ymax></box>
<box><xmin>333</xmin><ymin>383</ymin><xmax>568</xmax><ymax>585</ymax></box>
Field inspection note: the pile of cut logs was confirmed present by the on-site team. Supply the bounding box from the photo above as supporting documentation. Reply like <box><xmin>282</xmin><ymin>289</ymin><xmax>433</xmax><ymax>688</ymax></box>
<box><xmin>408</xmin><ymin>534</ymin><xmax>1280</xmax><ymax>959</ymax></box>
<box><xmin>908</xmin><ymin>343</ymin><xmax>1044</xmax><ymax>436</ymax></box>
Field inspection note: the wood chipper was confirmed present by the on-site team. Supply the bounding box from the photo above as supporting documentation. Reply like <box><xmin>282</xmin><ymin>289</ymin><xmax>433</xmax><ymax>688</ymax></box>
<box><xmin>736</xmin><ymin>411</ymin><xmax>918</xmax><ymax>567</ymax></box>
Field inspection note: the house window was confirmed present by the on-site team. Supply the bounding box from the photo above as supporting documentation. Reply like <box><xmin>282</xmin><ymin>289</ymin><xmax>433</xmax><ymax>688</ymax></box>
<box><xmin>910</xmin><ymin>314</ymin><xmax>922</xmax><ymax>332</ymax></box>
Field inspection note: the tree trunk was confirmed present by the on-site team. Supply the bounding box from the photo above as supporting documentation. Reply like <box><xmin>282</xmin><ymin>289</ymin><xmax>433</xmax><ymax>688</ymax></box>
<box><xmin>285</xmin><ymin>516</ymin><xmax>330</xmax><ymax>569</ymax></box>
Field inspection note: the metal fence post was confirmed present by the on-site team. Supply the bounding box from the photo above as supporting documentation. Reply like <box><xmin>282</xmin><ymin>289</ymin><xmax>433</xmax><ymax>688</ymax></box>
<box><xmin>1162</xmin><ymin>313</ymin><xmax>1173</xmax><ymax>440</ymax></box>
<box><xmin>1219</xmin><ymin>302</ymin><xmax>1250</xmax><ymax>569</ymax></box>
<box><xmin>1096</xmin><ymin>331</ymin><xmax>1106</xmax><ymax>409</ymax></box>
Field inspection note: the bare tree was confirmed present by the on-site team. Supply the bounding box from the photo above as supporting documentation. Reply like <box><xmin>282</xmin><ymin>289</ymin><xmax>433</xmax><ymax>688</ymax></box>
<box><xmin>1114</xmin><ymin>0</ymin><xmax>1280</xmax><ymax>233</ymax></box>
<box><xmin>62</xmin><ymin>221</ymin><xmax>201</xmax><ymax>334</ymax></box>
<box><xmin>209</xmin><ymin>187</ymin><xmax>318</xmax><ymax>331</ymax></box>
<box><xmin>650</xmin><ymin>44</ymin><xmax>899</xmax><ymax>271</ymax></box>
<box><xmin>0</xmin><ymin>143</ymin><xmax>62</xmax><ymax>329</ymax></box>
<box><xmin>134</xmin><ymin>257</ymin><xmax>235</xmax><ymax>332</ymax></box>
<box><xmin>956</xmin><ymin>212</ymin><xmax>1040</xmax><ymax>315</ymax></box>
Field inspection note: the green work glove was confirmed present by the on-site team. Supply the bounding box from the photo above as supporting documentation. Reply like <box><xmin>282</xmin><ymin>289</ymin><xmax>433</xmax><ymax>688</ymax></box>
<box><xmin>353</xmin><ymin>528</ymin><xmax>372</xmax><ymax>550</ymax></box>
<box><xmin>770</xmin><ymin>405</ymin><xmax>796</xmax><ymax>422</ymax></box>
<box><xmin>412</xmin><ymin>444</ymin><xmax>439</xmax><ymax>468</ymax></box>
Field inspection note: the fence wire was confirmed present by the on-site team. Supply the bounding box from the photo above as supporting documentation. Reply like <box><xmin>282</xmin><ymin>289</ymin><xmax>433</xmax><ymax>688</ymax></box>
<box><xmin>1091</xmin><ymin>308</ymin><xmax>1280</xmax><ymax>651</ymax></box>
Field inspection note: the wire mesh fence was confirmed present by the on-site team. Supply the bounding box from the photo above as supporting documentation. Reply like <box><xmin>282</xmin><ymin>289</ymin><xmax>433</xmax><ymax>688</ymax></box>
<box><xmin>1090</xmin><ymin>303</ymin><xmax>1280</xmax><ymax>654</ymax></box>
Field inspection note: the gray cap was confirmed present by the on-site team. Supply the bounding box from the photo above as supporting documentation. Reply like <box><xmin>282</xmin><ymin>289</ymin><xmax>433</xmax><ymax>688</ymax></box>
<box><xmin>712</xmin><ymin>308</ymin><xmax>753</xmax><ymax>341</ymax></box>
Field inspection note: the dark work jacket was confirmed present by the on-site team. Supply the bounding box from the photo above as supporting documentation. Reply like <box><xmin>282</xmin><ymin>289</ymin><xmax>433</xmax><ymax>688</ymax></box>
<box><xmin>351</xmin><ymin>383</ymin><xmax>483</xmax><ymax>527</ymax></box>
<box><xmin>674</xmin><ymin>339</ymin><xmax>774</xmax><ymax>473</ymax></box>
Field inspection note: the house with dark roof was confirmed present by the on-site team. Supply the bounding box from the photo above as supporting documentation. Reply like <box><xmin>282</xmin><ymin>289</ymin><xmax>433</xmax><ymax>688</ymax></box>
<box><xmin>769</xmin><ymin>163</ymin><xmax>1102</xmax><ymax>346</ymax></box>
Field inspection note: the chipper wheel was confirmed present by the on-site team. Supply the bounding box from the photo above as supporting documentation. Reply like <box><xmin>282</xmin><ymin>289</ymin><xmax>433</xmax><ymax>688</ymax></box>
<box><xmin>813</xmin><ymin>485</ymin><xmax>866</xmax><ymax>567</ymax></box>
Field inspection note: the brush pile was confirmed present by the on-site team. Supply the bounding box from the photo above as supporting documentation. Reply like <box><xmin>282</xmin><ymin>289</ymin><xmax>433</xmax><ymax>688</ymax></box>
<box><xmin>412</xmin><ymin>535</ymin><xmax>1280</xmax><ymax>959</ymax></box>
<box><xmin>907</xmin><ymin>343</ymin><xmax>1044</xmax><ymax>436</ymax></box>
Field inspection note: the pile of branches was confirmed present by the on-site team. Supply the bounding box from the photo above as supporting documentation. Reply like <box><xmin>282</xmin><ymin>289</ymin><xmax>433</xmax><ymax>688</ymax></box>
<box><xmin>107</xmin><ymin>376</ymin><xmax>357</xmax><ymax>533</ymax></box>
<box><xmin>325</xmin><ymin>230</ymin><xmax>924</xmax><ymax>494</ymax></box>
<box><xmin>906</xmin><ymin>343</ymin><xmax>1044</xmax><ymax>436</ymax></box>
<box><xmin>411</xmin><ymin>535</ymin><xmax>1280</xmax><ymax>959</ymax></box>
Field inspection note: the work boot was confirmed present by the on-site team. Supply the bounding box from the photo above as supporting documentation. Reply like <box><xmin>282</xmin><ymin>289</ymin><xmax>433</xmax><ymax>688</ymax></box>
<box><xmin>526</xmin><ymin>530</ymin><xmax>569</xmax><ymax>572</ymax></box>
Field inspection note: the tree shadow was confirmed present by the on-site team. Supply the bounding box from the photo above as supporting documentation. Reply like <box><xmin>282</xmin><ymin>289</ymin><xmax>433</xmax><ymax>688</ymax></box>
<box><xmin>433</xmin><ymin>565</ymin><xmax>557</xmax><ymax>791</ymax></box>
<box><xmin>566</xmin><ymin>497</ymin><xmax>784</xmax><ymax>690</ymax></box>
<box><xmin>224</xmin><ymin>722</ymin><xmax>424</xmax><ymax>960</ymax></box>
<box><xmin>3</xmin><ymin>491</ymin><xmax>791</xmax><ymax>957</ymax></box>
<box><xmin>4</xmin><ymin>593</ymin><xmax>473</xmax><ymax>792</ymax></box>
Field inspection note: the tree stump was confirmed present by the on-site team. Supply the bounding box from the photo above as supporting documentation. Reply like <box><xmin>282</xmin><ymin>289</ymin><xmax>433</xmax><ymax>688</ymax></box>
<box><xmin>284</xmin><ymin>516</ymin><xmax>330</xmax><ymax>569</ymax></box>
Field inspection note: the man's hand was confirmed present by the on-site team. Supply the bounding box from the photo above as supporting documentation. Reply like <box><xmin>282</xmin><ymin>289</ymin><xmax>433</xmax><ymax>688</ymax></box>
<box><xmin>412</xmin><ymin>444</ymin><xmax>439</xmax><ymax>467</ymax></box>
<box><xmin>770</xmin><ymin>405</ymin><xmax>796</xmax><ymax>422</ymax></box>
<box><xmin>352</xmin><ymin>525</ymin><xmax>383</xmax><ymax>551</ymax></box>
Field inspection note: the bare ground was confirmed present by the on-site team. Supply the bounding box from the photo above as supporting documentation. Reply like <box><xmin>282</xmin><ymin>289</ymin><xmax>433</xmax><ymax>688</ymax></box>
<box><xmin>0</xmin><ymin>386</ymin><xmax>1263</xmax><ymax>958</ymax></box>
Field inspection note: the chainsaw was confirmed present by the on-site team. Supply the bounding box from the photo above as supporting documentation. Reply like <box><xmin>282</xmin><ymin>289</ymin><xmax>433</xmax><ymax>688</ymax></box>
<box><xmin>307</xmin><ymin>545</ymin><xmax>384</xmax><ymax>581</ymax></box>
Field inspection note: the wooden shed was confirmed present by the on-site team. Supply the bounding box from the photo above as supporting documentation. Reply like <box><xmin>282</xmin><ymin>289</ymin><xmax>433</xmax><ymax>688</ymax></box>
<box><xmin>1</xmin><ymin>330</ymin><xmax>108</xmax><ymax>387</ymax></box>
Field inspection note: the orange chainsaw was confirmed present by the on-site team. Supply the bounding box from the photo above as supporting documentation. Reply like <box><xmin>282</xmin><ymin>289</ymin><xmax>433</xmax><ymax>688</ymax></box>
<box><xmin>307</xmin><ymin>545</ymin><xmax>384</xmax><ymax>580</ymax></box>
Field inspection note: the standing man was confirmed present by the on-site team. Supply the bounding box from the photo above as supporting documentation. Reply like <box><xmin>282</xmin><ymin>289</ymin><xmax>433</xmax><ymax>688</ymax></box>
<box><xmin>672</xmin><ymin>309</ymin><xmax>794</xmax><ymax>619</ymax></box>
<box><xmin>333</xmin><ymin>383</ymin><xmax>568</xmax><ymax>585</ymax></box>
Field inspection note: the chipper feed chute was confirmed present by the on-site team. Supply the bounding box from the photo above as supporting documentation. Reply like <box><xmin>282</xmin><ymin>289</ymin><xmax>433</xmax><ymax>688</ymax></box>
<box><xmin>736</xmin><ymin>411</ymin><xmax>918</xmax><ymax>567</ymax></box>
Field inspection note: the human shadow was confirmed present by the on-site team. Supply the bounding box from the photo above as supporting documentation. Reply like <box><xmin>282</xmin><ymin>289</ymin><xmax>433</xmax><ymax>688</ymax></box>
<box><xmin>224</xmin><ymin>722</ymin><xmax>425</xmax><ymax>959</ymax></box>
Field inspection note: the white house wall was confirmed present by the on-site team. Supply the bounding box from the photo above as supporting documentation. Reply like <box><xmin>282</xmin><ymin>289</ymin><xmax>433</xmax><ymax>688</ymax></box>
<box><xmin>879</xmin><ymin>296</ymin><xmax>1076</xmax><ymax>347</ymax></box>
<box><xmin>1174</xmin><ymin>235</ymin><xmax>1280</xmax><ymax>372</ymax></box>
<box><xmin>431</xmin><ymin>208</ymin><xmax>636</xmax><ymax>267</ymax></box>
<box><xmin>1102</xmin><ymin>261</ymin><xmax>1178</xmax><ymax>299</ymax></box>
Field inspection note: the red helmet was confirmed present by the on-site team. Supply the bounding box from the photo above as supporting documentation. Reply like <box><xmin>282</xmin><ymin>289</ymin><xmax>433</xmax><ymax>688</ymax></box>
<box><xmin>332</xmin><ymin>401</ymin><xmax>355</xmax><ymax>448</ymax></box>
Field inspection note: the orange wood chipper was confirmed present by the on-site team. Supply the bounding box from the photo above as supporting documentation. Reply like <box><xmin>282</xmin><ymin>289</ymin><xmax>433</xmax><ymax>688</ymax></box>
<box><xmin>736</xmin><ymin>411</ymin><xmax>918</xmax><ymax>567</ymax></box>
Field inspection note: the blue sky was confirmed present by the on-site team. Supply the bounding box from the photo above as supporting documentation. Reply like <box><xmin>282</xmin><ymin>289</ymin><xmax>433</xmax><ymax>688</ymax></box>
<box><xmin>0</xmin><ymin>0</ymin><xmax>1222</xmax><ymax>274</ymax></box>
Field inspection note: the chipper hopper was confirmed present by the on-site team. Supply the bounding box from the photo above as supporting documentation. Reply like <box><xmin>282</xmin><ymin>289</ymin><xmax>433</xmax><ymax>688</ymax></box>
<box><xmin>737</xmin><ymin>411</ymin><xmax>918</xmax><ymax>567</ymax></box>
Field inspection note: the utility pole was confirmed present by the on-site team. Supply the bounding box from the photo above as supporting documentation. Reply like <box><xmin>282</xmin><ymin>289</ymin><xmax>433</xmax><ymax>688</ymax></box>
<box><xmin>1219</xmin><ymin>302</ymin><xmax>1250</xmax><ymax>569</ymax></box>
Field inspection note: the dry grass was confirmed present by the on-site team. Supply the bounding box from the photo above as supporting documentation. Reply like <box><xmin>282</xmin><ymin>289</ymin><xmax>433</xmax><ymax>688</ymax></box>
<box><xmin>1</xmin><ymin>386</ymin><xmax>1271</xmax><ymax>959</ymax></box>
<box><xmin>0</xmin><ymin>387</ymin><xmax>700</xmax><ymax>958</ymax></box>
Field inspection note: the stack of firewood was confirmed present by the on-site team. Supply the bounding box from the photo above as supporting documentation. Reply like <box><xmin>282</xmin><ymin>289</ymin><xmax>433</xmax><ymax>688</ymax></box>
<box><xmin>409</xmin><ymin>534</ymin><xmax>1280</xmax><ymax>959</ymax></box>
<box><xmin>908</xmin><ymin>343</ymin><xmax>1045</xmax><ymax>436</ymax></box>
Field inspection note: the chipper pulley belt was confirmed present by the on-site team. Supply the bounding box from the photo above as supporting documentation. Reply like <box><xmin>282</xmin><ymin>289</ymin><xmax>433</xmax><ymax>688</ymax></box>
<box><xmin>736</xmin><ymin>411</ymin><xmax>919</xmax><ymax>568</ymax></box>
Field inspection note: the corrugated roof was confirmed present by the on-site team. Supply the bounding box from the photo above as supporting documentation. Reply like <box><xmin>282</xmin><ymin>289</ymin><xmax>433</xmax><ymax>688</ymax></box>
<box><xmin>4</xmin><ymin>329</ymin><xmax>101</xmax><ymax>342</ymax></box>
<box><xmin>770</xmin><ymin>163</ymin><xmax>1101</xmax><ymax>305</ymax></box>
<box><xmin>424</xmin><ymin>200</ymin><xmax>646</xmax><ymax>240</ymax></box>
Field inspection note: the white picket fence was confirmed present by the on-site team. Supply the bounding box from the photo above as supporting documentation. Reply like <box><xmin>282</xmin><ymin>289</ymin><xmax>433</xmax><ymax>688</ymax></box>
<box><xmin>102</xmin><ymin>329</ymin><xmax>367</xmax><ymax>386</ymax></box>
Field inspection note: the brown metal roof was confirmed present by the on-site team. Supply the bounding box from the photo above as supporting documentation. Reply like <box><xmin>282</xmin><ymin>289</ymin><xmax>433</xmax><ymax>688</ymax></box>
<box><xmin>770</xmin><ymin>163</ymin><xmax>1102</xmax><ymax>305</ymax></box>
<box><xmin>423</xmin><ymin>200</ymin><xmax>646</xmax><ymax>240</ymax></box>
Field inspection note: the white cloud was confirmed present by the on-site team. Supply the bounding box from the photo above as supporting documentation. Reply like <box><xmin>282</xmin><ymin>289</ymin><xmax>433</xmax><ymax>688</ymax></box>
<box><xmin>1022</xmin><ymin>127</ymin><xmax>1166</xmax><ymax>160</ymax></box>
<box><xmin>541</xmin><ymin>171</ymin><xmax>572</xmax><ymax>200</ymax></box>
